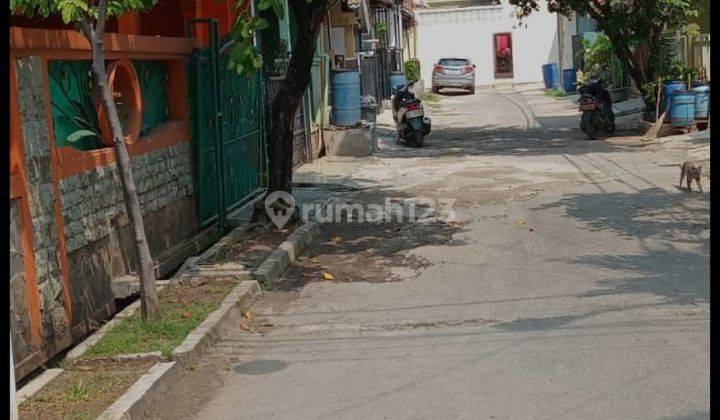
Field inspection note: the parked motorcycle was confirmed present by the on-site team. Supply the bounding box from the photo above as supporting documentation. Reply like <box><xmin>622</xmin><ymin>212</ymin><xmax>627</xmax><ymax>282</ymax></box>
<box><xmin>578</xmin><ymin>78</ymin><xmax>615</xmax><ymax>140</ymax></box>
<box><xmin>391</xmin><ymin>81</ymin><xmax>431</xmax><ymax>147</ymax></box>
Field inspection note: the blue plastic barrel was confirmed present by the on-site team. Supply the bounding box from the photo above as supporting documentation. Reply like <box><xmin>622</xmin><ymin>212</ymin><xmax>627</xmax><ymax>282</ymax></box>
<box><xmin>692</xmin><ymin>83</ymin><xmax>710</xmax><ymax>119</ymax></box>
<box><xmin>562</xmin><ymin>69</ymin><xmax>577</xmax><ymax>92</ymax></box>
<box><xmin>388</xmin><ymin>72</ymin><xmax>408</xmax><ymax>94</ymax></box>
<box><xmin>330</xmin><ymin>69</ymin><xmax>361</xmax><ymax>127</ymax></box>
<box><xmin>542</xmin><ymin>63</ymin><xmax>560</xmax><ymax>89</ymax></box>
<box><xmin>670</xmin><ymin>91</ymin><xmax>696</xmax><ymax>128</ymax></box>
<box><xmin>664</xmin><ymin>80</ymin><xmax>687</xmax><ymax>112</ymax></box>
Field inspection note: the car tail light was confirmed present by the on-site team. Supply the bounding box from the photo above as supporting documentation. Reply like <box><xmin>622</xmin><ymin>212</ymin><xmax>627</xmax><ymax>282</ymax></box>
<box><xmin>461</xmin><ymin>65</ymin><xmax>473</xmax><ymax>74</ymax></box>
<box><xmin>433</xmin><ymin>64</ymin><xmax>444</xmax><ymax>74</ymax></box>
<box><xmin>406</xmin><ymin>102</ymin><xmax>420</xmax><ymax>111</ymax></box>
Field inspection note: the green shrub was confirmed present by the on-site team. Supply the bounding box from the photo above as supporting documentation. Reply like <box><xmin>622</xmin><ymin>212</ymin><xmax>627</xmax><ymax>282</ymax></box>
<box><xmin>579</xmin><ymin>34</ymin><xmax>628</xmax><ymax>88</ymax></box>
<box><xmin>405</xmin><ymin>59</ymin><xmax>420</xmax><ymax>82</ymax></box>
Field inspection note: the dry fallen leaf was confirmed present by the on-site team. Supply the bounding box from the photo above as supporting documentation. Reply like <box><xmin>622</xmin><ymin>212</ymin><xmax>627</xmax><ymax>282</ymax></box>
<box><xmin>181</xmin><ymin>312</ymin><xmax>192</xmax><ymax>318</ymax></box>
<box><xmin>322</xmin><ymin>271</ymin><xmax>335</xmax><ymax>281</ymax></box>
<box><xmin>310</xmin><ymin>257</ymin><xmax>320</xmax><ymax>263</ymax></box>
<box><xmin>331</xmin><ymin>235</ymin><xmax>342</xmax><ymax>244</ymax></box>
<box><xmin>259</xmin><ymin>322</ymin><xmax>274</xmax><ymax>328</ymax></box>
<box><xmin>245</xmin><ymin>310</ymin><xmax>253</xmax><ymax>320</ymax></box>
<box><xmin>239</xmin><ymin>323</ymin><xmax>251</xmax><ymax>332</ymax></box>
<box><xmin>517</xmin><ymin>219</ymin><xmax>526</xmax><ymax>225</ymax></box>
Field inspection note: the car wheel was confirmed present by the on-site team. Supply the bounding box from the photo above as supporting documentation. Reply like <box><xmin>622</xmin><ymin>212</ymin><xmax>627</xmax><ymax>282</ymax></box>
<box><xmin>468</xmin><ymin>87</ymin><xmax>475</xmax><ymax>94</ymax></box>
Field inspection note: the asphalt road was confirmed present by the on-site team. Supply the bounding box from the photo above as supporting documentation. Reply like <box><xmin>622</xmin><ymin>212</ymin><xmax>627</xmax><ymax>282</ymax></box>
<box><xmin>154</xmin><ymin>88</ymin><xmax>710</xmax><ymax>420</ymax></box>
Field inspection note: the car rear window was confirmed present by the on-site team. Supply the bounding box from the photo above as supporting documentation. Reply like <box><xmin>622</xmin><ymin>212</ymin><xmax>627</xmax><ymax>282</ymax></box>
<box><xmin>439</xmin><ymin>59</ymin><xmax>470</xmax><ymax>67</ymax></box>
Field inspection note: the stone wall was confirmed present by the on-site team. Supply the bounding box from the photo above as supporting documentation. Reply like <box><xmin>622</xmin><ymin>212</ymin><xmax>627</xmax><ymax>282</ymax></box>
<box><xmin>10</xmin><ymin>199</ymin><xmax>34</xmax><ymax>365</ymax></box>
<box><xmin>59</xmin><ymin>142</ymin><xmax>196</xmax><ymax>325</ymax></box>
<box><xmin>11</xmin><ymin>54</ymin><xmax>199</xmax><ymax>378</ymax></box>
<box><xmin>15</xmin><ymin>56</ymin><xmax>70</xmax><ymax>347</ymax></box>
<box><xmin>59</xmin><ymin>142</ymin><xmax>195</xmax><ymax>254</ymax></box>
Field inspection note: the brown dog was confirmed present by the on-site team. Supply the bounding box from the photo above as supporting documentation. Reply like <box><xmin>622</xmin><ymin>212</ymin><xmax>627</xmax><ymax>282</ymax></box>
<box><xmin>679</xmin><ymin>161</ymin><xmax>703</xmax><ymax>193</ymax></box>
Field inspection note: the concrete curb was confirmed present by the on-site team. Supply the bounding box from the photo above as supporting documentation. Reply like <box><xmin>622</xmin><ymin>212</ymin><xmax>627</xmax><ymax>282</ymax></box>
<box><xmin>97</xmin><ymin>362</ymin><xmax>180</xmax><ymax>420</ymax></box>
<box><xmin>172</xmin><ymin>280</ymin><xmax>261</xmax><ymax>366</ymax></box>
<box><xmin>253</xmin><ymin>221</ymin><xmax>322</xmax><ymax>284</ymax></box>
<box><xmin>96</xmin><ymin>280</ymin><xmax>260</xmax><ymax>419</ymax></box>
<box><xmin>80</xmin><ymin>351</ymin><xmax>165</xmax><ymax>365</ymax></box>
<box><xmin>16</xmin><ymin>368</ymin><xmax>64</xmax><ymax>404</ymax></box>
<box><xmin>172</xmin><ymin>225</ymin><xmax>254</xmax><ymax>280</ymax></box>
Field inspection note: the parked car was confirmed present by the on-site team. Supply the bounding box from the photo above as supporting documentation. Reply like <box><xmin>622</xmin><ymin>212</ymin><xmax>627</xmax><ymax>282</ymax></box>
<box><xmin>431</xmin><ymin>58</ymin><xmax>476</xmax><ymax>94</ymax></box>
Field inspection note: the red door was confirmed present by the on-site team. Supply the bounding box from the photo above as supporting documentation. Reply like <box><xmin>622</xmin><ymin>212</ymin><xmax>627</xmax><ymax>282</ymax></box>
<box><xmin>494</xmin><ymin>33</ymin><xmax>513</xmax><ymax>79</ymax></box>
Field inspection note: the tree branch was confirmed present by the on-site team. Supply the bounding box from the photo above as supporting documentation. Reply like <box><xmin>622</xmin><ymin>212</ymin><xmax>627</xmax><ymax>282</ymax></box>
<box><xmin>79</xmin><ymin>18</ymin><xmax>93</xmax><ymax>40</ymax></box>
<box><xmin>96</xmin><ymin>0</ymin><xmax>107</xmax><ymax>36</ymax></box>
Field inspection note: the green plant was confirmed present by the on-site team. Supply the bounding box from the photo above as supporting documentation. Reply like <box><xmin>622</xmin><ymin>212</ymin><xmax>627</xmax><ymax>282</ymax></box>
<box><xmin>49</xmin><ymin>61</ymin><xmax>102</xmax><ymax>149</ymax></box>
<box><xmin>405</xmin><ymin>59</ymin><xmax>420</xmax><ymax>82</ymax></box>
<box><xmin>545</xmin><ymin>87</ymin><xmax>567</xmax><ymax>98</ymax></box>
<box><xmin>579</xmin><ymin>34</ymin><xmax>627</xmax><ymax>88</ymax></box>
<box><xmin>374</xmin><ymin>21</ymin><xmax>388</xmax><ymax>38</ymax></box>
<box><xmin>509</xmin><ymin>0</ymin><xmax>699</xmax><ymax>117</ymax></box>
<box><xmin>84</xmin><ymin>282</ymin><xmax>235</xmax><ymax>358</ymax></box>
<box><xmin>226</xmin><ymin>0</ymin><xmax>334</xmax><ymax>211</ymax></box>
<box><xmin>66</xmin><ymin>382</ymin><xmax>94</xmax><ymax>403</ymax></box>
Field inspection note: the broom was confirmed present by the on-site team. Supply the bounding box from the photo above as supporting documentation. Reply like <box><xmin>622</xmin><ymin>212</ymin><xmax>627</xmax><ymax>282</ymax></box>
<box><xmin>643</xmin><ymin>80</ymin><xmax>666</xmax><ymax>141</ymax></box>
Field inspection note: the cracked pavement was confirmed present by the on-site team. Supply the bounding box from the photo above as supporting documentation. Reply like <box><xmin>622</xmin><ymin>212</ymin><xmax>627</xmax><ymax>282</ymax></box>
<box><xmin>153</xmin><ymin>88</ymin><xmax>710</xmax><ymax>420</ymax></box>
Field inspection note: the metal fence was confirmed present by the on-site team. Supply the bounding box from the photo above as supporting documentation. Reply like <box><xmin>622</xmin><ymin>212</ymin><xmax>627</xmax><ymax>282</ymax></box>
<box><xmin>361</xmin><ymin>54</ymin><xmax>384</xmax><ymax>100</ymax></box>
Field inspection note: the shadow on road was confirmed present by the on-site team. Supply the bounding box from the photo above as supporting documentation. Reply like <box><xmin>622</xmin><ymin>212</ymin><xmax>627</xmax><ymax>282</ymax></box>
<box><xmin>533</xmin><ymin>188</ymin><xmax>710</xmax><ymax>244</ymax></box>
<box><xmin>533</xmin><ymin>188</ymin><xmax>709</xmax><ymax>306</ymax></box>
<box><xmin>374</xmin><ymin>122</ymin><xmax>648</xmax><ymax>161</ymax></box>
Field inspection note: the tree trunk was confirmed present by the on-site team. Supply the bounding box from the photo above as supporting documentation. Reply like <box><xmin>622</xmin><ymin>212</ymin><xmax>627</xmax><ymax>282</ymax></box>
<box><xmin>265</xmin><ymin>1</ymin><xmax>328</xmax><ymax>196</ymax></box>
<box><xmin>85</xmin><ymin>22</ymin><xmax>160</xmax><ymax>320</ymax></box>
<box><xmin>604</xmin><ymin>31</ymin><xmax>657</xmax><ymax>115</ymax></box>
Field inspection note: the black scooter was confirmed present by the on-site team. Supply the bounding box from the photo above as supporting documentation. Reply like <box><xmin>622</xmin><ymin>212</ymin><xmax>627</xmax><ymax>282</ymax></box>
<box><xmin>391</xmin><ymin>82</ymin><xmax>431</xmax><ymax>147</ymax></box>
<box><xmin>578</xmin><ymin>78</ymin><xmax>615</xmax><ymax>140</ymax></box>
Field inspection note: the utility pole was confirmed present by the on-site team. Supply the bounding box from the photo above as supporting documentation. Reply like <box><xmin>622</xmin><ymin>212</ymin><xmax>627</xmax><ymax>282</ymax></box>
<box><xmin>557</xmin><ymin>13</ymin><xmax>564</xmax><ymax>91</ymax></box>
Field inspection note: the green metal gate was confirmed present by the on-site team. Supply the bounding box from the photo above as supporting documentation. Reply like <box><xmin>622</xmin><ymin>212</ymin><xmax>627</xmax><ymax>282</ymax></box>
<box><xmin>189</xmin><ymin>20</ymin><xmax>266</xmax><ymax>227</ymax></box>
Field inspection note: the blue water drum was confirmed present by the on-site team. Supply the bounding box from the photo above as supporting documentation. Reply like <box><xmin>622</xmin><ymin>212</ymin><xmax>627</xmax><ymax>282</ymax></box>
<box><xmin>663</xmin><ymin>80</ymin><xmax>686</xmax><ymax>112</ymax></box>
<box><xmin>562</xmin><ymin>69</ymin><xmax>577</xmax><ymax>92</ymax></box>
<box><xmin>670</xmin><ymin>91</ymin><xmax>696</xmax><ymax>128</ymax></box>
<box><xmin>692</xmin><ymin>83</ymin><xmax>710</xmax><ymax>119</ymax></box>
<box><xmin>388</xmin><ymin>72</ymin><xmax>408</xmax><ymax>94</ymax></box>
<box><xmin>330</xmin><ymin>69</ymin><xmax>361</xmax><ymax>127</ymax></box>
<box><xmin>542</xmin><ymin>63</ymin><xmax>560</xmax><ymax>89</ymax></box>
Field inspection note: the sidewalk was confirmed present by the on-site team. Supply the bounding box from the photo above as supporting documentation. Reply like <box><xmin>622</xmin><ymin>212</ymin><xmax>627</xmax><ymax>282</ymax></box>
<box><xmin>515</xmin><ymin>86</ymin><xmax>645</xmax><ymax>131</ymax></box>
<box><xmin>559</xmin><ymin>92</ymin><xmax>644</xmax><ymax>117</ymax></box>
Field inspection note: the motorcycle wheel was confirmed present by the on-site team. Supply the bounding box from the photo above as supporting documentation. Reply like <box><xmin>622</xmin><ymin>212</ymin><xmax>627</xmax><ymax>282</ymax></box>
<box><xmin>608</xmin><ymin>121</ymin><xmax>616</xmax><ymax>134</ymax></box>
<box><xmin>581</xmin><ymin>112</ymin><xmax>598</xmax><ymax>140</ymax></box>
<box><xmin>413</xmin><ymin>130</ymin><xmax>424</xmax><ymax>148</ymax></box>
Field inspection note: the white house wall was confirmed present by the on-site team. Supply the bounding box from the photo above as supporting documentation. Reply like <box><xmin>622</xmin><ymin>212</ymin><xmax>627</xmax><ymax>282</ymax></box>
<box><xmin>416</xmin><ymin>1</ymin><xmax>559</xmax><ymax>88</ymax></box>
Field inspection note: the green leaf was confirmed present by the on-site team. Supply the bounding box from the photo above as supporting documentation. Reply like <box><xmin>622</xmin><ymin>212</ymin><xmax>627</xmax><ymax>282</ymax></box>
<box><xmin>67</xmin><ymin>129</ymin><xmax>98</xmax><ymax>143</ymax></box>
<box><xmin>256</xmin><ymin>17</ymin><xmax>269</xmax><ymax>30</ymax></box>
